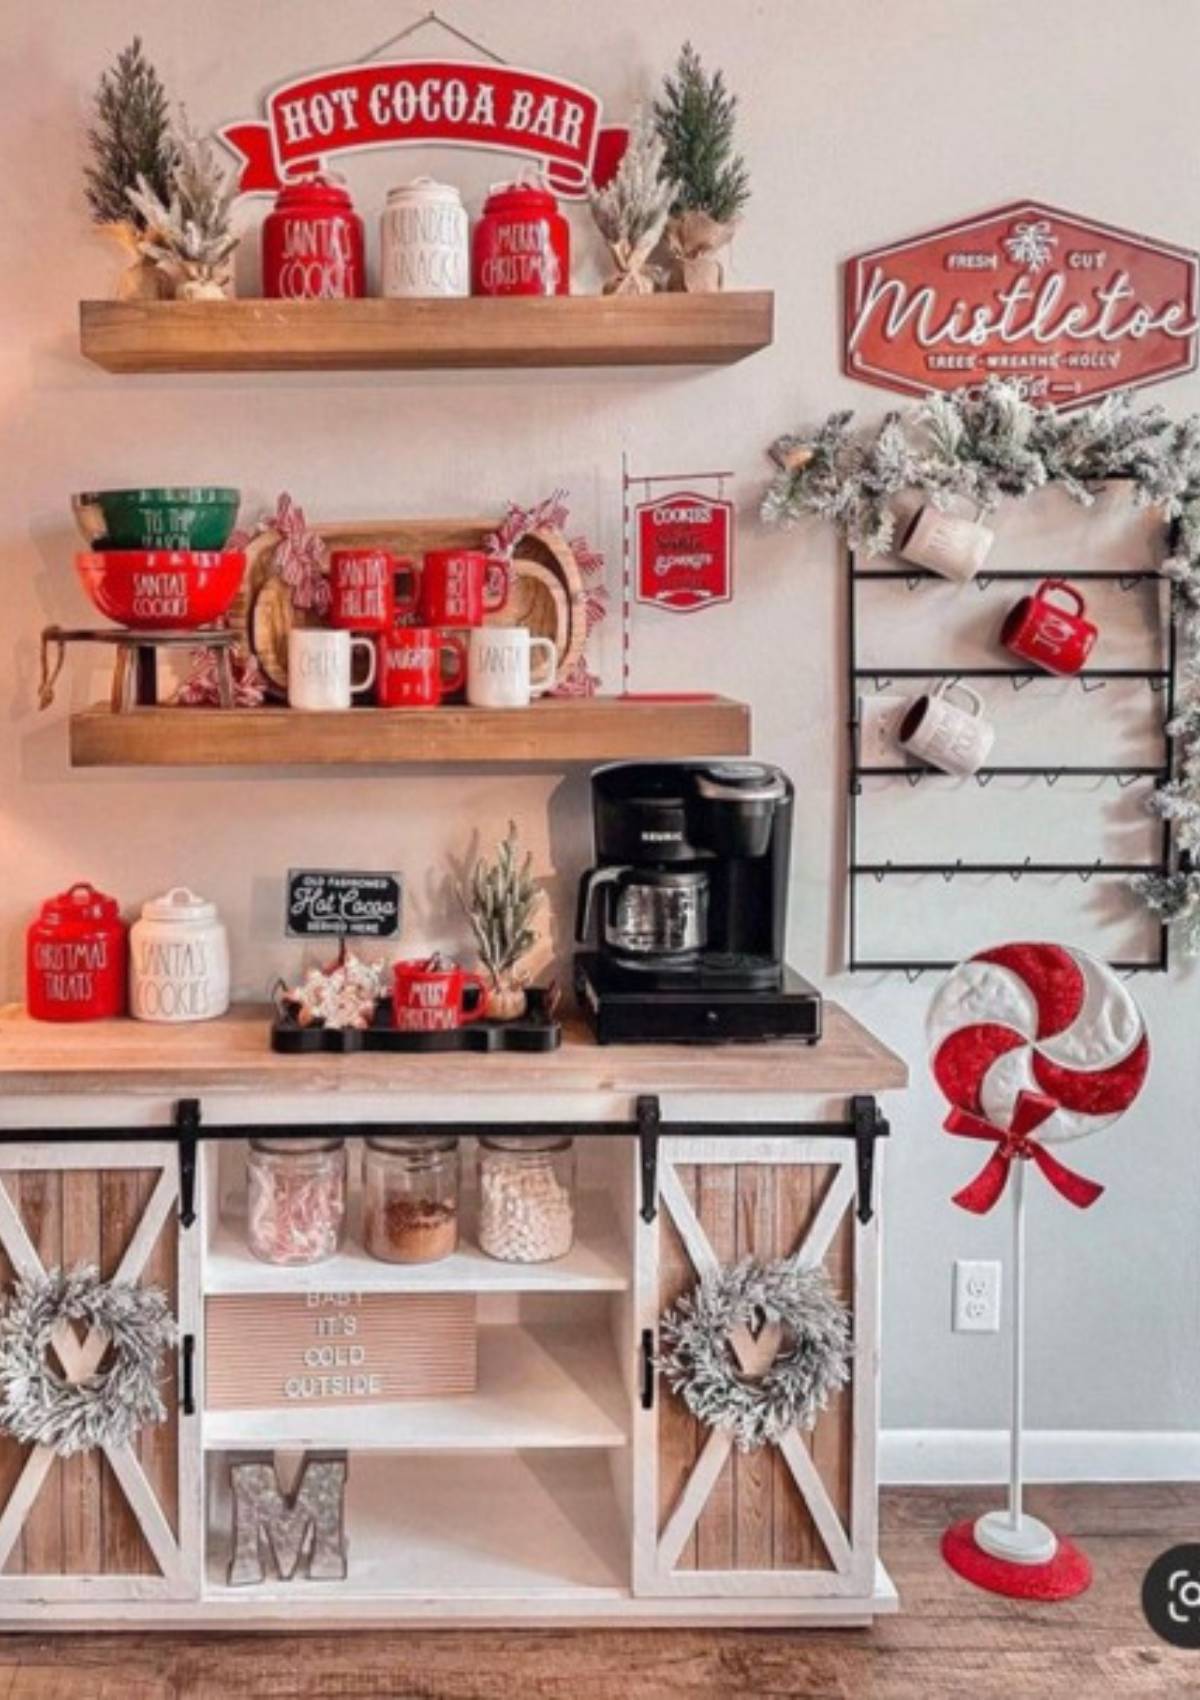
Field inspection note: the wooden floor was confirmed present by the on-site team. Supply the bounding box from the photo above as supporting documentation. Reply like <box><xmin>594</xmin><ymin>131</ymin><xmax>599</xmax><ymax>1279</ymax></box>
<box><xmin>0</xmin><ymin>1485</ymin><xmax>1194</xmax><ymax>1698</ymax></box>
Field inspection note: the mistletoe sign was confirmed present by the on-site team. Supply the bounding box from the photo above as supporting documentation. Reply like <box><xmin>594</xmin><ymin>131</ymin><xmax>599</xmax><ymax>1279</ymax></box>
<box><xmin>844</xmin><ymin>199</ymin><xmax>1199</xmax><ymax>409</ymax></box>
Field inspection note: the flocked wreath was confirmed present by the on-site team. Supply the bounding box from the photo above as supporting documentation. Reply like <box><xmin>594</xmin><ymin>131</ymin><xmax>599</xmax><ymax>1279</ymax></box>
<box><xmin>0</xmin><ymin>1266</ymin><xmax>177</xmax><ymax>1456</ymax></box>
<box><xmin>761</xmin><ymin>377</ymin><xmax>1200</xmax><ymax>953</ymax></box>
<box><xmin>657</xmin><ymin>1257</ymin><xmax>852</xmax><ymax>1453</ymax></box>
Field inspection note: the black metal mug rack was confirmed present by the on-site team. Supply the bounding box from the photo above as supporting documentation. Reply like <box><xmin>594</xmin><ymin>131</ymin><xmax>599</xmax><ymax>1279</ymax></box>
<box><xmin>846</xmin><ymin>529</ymin><xmax>1177</xmax><ymax>978</ymax></box>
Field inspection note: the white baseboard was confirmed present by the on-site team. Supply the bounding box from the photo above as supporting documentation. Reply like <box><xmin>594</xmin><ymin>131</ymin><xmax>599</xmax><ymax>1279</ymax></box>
<box><xmin>880</xmin><ymin>1428</ymin><xmax>1200</xmax><ymax>1485</ymax></box>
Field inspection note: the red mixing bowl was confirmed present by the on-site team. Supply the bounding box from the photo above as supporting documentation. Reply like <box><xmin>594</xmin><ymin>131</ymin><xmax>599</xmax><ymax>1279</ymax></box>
<box><xmin>74</xmin><ymin>550</ymin><xmax>246</xmax><ymax>630</ymax></box>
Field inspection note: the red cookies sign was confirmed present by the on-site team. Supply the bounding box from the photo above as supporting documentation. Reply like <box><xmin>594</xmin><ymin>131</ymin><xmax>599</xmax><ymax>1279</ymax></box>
<box><xmin>844</xmin><ymin>200</ymin><xmax>1199</xmax><ymax>407</ymax></box>
<box><xmin>635</xmin><ymin>491</ymin><xmax>733</xmax><ymax>613</ymax></box>
<box><xmin>221</xmin><ymin>59</ymin><xmax>628</xmax><ymax>199</ymax></box>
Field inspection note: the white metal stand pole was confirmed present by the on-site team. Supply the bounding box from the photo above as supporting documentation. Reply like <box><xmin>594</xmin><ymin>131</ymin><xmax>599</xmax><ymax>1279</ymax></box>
<box><xmin>974</xmin><ymin>1160</ymin><xmax>1058</xmax><ymax>1565</ymax></box>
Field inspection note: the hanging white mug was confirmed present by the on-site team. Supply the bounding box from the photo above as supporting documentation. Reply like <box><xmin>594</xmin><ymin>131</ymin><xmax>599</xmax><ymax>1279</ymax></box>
<box><xmin>467</xmin><ymin>627</ymin><xmax>557</xmax><ymax>709</ymax></box>
<box><xmin>288</xmin><ymin>629</ymin><xmax>377</xmax><ymax>711</ymax></box>
<box><xmin>898</xmin><ymin>505</ymin><xmax>995</xmax><ymax>582</ymax></box>
<box><xmin>897</xmin><ymin>680</ymin><xmax>995</xmax><ymax>775</ymax></box>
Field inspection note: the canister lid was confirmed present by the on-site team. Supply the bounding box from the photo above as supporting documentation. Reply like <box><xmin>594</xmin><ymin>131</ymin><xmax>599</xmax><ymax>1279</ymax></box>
<box><xmin>140</xmin><ymin>886</ymin><xmax>218</xmax><ymax>924</ymax></box>
<box><xmin>273</xmin><ymin>175</ymin><xmax>355</xmax><ymax>211</ymax></box>
<box><xmin>386</xmin><ymin>176</ymin><xmax>463</xmax><ymax>204</ymax></box>
<box><xmin>366</xmin><ymin>1134</ymin><xmax>459</xmax><ymax>1156</ymax></box>
<box><xmin>481</xmin><ymin>178</ymin><xmax>558</xmax><ymax>215</ymax></box>
<box><xmin>36</xmin><ymin>882</ymin><xmax>122</xmax><ymax>927</ymax></box>
<box><xmin>250</xmin><ymin>1136</ymin><xmax>345</xmax><ymax>1155</ymax></box>
<box><xmin>480</xmin><ymin>1134</ymin><xmax>573</xmax><ymax>1154</ymax></box>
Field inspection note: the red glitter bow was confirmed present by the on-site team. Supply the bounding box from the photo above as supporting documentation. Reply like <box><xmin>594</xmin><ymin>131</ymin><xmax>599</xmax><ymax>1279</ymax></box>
<box><xmin>945</xmin><ymin>1089</ymin><xmax>1105</xmax><ymax>1214</ymax></box>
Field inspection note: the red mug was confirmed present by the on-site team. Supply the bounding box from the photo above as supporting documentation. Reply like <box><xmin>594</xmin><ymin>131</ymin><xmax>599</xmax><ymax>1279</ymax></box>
<box><xmin>417</xmin><ymin>550</ymin><xmax>509</xmax><ymax>628</ymax></box>
<box><xmin>1000</xmin><ymin>578</ymin><xmax>1097</xmax><ymax>676</ymax></box>
<box><xmin>392</xmin><ymin>960</ymin><xmax>488</xmax><ymax>1032</ymax></box>
<box><xmin>329</xmin><ymin>549</ymin><xmax>418</xmax><ymax>633</ymax></box>
<box><xmin>376</xmin><ymin>626</ymin><xmax>467</xmax><ymax>707</ymax></box>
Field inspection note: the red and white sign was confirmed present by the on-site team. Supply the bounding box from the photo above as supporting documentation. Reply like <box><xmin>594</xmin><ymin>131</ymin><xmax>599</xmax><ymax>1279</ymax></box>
<box><xmin>635</xmin><ymin>491</ymin><xmax>733</xmax><ymax>613</ymax></box>
<box><xmin>220</xmin><ymin>57</ymin><xmax>628</xmax><ymax>199</ymax></box>
<box><xmin>844</xmin><ymin>200</ymin><xmax>1199</xmax><ymax>408</ymax></box>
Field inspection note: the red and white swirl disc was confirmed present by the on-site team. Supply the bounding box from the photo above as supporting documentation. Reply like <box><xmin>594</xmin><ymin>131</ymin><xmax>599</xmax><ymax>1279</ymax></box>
<box><xmin>927</xmin><ymin>942</ymin><xmax>1149</xmax><ymax>1144</ymax></box>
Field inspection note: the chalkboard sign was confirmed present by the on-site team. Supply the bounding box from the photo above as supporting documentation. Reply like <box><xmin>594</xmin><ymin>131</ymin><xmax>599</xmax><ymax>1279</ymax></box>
<box><xmin>286</xmin><ymin>870</ymin><xmax>402</xmax><ymax>939</ymax></box>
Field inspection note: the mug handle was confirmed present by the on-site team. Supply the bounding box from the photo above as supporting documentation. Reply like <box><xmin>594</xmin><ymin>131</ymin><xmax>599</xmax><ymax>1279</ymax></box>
<box><xmin>937</xmin><ymin>679</ymin><xmax>985</xmax><ymax>718</ymax></box>
<box><xmin>439</xmin><ymin>633</ymin><xmax>468</xmax><ymax>694</ymax></box>
<box><xmin>351</xmin><ymin>636</ymin><xmax>378</xmax><ymax>696</ymax></box>
<box><xmin>483</xmin><ymin>556</ymin><xmax>510</xmax><ymax>612</ymax></box>
<box><xmin>528</xmin><ymin>637</ymin><xmax>558</xmax><ymax>698</ymax></box>
<box><xmin>1039</xmin><ymin>577</ymin><xmax>1086</xmax><ymax>618</ymax></box>
<box><xmin>460</xmin><ymin>971</ymin><xmax>490</xmax><ymax>1023</ymax></box>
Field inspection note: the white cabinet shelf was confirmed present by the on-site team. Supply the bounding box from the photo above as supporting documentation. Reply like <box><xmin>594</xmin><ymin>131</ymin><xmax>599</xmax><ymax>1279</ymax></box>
<box><xmin>202</xmin><ymin>1323</ymin><xmax>627</xmax><ymax>1452</ymax></box>
<box><xmin>205</xmin><ymin>1194</ymin><xmax>628</xmax><ymax>1295</ymax></box>
<box><xmin>205</xmin><ymin>1451</ymin><xmax>627</xmax><ymax>1603</ymax></box>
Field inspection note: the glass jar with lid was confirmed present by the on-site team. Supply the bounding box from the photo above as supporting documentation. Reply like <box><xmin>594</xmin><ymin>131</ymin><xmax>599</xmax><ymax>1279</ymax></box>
<box><xmin>364</xmin><ymin>1135</ymin><xmax>460</xmax><ymax>1264</ymax></box>
<box><xmin>476</xmin><ymin>1135</ymin><xmax>576</xmax><ymax>1263</ymax></box>
<box><xmin>246</xmin><ymin>1136</ymin><xmax>347</xmax><ymax>1266</ymax></box>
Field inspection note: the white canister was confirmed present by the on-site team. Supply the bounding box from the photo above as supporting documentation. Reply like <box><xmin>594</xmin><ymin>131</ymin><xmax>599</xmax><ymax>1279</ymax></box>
<box><xmin>130</xmin><ymin>887</ymin><xmax>230</xmax><ymax>1023</ymax></box>
<box><xmin>381</xmin><ymin>178</ymin><xmax>469</xmax><ymax>299</ymax></box>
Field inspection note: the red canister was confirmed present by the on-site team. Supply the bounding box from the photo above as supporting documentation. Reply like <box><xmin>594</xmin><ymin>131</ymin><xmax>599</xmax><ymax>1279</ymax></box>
<box><xmin>261</xmin><ymin>178</ymin><xmax>366</xmax><ymax>300</ymax></box>
<box><xmin>472</xmin><ymin>180</ymin><xmax>570</xmax><ymax>296</ymax></box>
<box><xmin>26</xmin><ymin>883</ymin><xmax>127</xmax><ymax>1021</ymax></box>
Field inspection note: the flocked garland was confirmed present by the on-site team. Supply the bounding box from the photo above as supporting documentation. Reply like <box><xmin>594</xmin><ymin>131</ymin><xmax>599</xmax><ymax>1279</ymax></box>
<box><xmin>0</xmin><ymin>1266</ymin><xmax>177</xmax><ymax>1456</ymax></box>
<box><xmin>657</xmin><ymin>1258</ymin><xmax>851</xmax><ymax>1452</ymax></box>
<box><xmin>761</xmin><ymin>378</ymin><xmax>1200</xmax><ymax>953</ymax></box>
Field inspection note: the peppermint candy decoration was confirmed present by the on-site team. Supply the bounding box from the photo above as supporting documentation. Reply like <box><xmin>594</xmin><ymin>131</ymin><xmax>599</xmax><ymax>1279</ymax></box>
<box><xmin>928</xmin><ymin>943</ymin><xmax>1150</xmax><ymax>1212</ymax></box>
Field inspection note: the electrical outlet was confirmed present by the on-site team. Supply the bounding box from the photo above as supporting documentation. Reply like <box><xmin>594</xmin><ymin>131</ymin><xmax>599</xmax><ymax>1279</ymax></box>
<box><xmin>953</xmin><ymin>1259</ymin><xmax>1001</xmax><ymax>1333</ymax></box>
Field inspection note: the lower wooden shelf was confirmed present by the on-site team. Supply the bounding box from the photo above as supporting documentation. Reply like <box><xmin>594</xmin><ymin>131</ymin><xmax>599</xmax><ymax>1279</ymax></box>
<box><xmin>68</xmin><ymin>696</ymin><xmax>751</xmax><ymax>767</ymax></box>
<box><xmin>206</xmin><ymin>1450</ymin><xmax>627</xmax><ymax>1602</ymax></box>
<box><xmin>206</xmin><ymin>1194</ymin><xmax>628</xmax><ymax>1295</ymax></box>
<box><xmin>201</xmin><ymin>1323</ymin><xmax>628</xmax><ymax>1452</ymax></box>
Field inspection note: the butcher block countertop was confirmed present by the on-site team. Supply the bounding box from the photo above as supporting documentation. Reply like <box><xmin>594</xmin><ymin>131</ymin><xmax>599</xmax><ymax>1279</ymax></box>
<box><xmin>0</xmin><ymin>1003</ymin><xmax>907</xmax><ymax>1098</ymax></box>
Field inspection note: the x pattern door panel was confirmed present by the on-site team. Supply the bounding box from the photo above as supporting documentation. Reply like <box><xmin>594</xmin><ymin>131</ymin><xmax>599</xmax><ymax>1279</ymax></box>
<box><xmin>0</xmin><ymin>1143</ymin><xmax>198</xmax><ymax>1601</ymax></box>
<box><xmin>636</xmin><ymin>1137</ymin><xmax>878</xmax><ymax>1599</ymax></box>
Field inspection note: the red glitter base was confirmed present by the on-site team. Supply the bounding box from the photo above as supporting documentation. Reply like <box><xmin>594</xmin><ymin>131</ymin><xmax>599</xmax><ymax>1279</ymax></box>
<box><xmin>941</xmin><ymin>1519</ymin><xmax>1092</xmax><ymax>1600</ymax></box>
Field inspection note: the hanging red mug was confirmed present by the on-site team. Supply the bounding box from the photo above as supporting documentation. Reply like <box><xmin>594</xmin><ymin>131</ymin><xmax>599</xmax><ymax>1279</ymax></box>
<box><xmin>1000</xmin><ymin>578</ymin><xmax>1098</xmax><ymax>676</ymax></box>
<box><xmin>26</xmin><ymin>883</ymin><xmax>127</xmax><ymax>1021</ymax></box>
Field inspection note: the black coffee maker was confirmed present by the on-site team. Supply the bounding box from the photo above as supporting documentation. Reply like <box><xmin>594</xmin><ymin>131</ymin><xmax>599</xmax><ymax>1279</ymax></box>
<box><xmin>574</xmin><ymin>761</ymin><xmax>822</xmax><ymax>1044</ymax></box>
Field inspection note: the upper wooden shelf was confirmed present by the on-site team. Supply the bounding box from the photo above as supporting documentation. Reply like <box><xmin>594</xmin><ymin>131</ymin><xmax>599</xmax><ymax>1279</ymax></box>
<box><xmin>68</xmin><ymin>695</ymin><xmax>750</xmax><ymax>768</ymax></box>
<box><xmin>0</xmin><ymin>1005</ymin><xmax>908</xmax><ymax>1098</ymax></box>
<box><xmin>79</xmin><ymin>292</ymin><xmax>775</xmax><ymax>374</ymax></box>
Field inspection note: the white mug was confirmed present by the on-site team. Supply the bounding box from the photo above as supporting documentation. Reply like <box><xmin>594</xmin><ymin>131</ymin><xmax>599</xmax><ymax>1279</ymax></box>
<box><xmin>897</xmin><ymin>680</ymin><xmax>995</xmax><ymax>775</ymax></box>
<box><xmin>288</xmin><ymin>629</ymin><xmax>377</xmax><ymax>710</ymax></box>
<box><xmin>467</xmin><ymin>627</ymin><xmax>557</xmax><ymax>709</ymax></box>
<box><xmin>898</xmin><ymin>505</ymin><xmax>995</xmax><ymax>582</ymax></box>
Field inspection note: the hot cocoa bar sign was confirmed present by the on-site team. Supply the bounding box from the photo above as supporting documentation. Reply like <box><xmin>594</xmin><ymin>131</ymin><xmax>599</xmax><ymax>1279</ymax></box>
<box><xmin>221</xmin><ymin>57</ymin><xmax>628</xmax><ymax>198</ymax></box>
<box><xmin>844</xmin><ymin>200</ymin><xmax>1199</xmax><ymax>406</ymax></box>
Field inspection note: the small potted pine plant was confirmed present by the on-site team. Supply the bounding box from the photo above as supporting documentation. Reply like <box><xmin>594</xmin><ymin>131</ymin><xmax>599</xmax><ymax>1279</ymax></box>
<box><xmin>84</xmin><ymin>38</ymin><xmax>174</xmax><ymax>300</ymax></box>
<box><xmin>653</xmin><ymin>42</ymin><xmax>751</xmax><ymax>292</ymax></box>
<box><xmin>458</xmin><ymin>823</ymin><xmax>543</xmax><ymax>1021</ymax></box>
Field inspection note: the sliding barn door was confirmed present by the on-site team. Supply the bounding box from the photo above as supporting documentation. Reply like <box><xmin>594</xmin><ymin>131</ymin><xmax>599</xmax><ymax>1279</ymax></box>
<box><xmin>0</xmin><ymin>1141</ymin><xmax>200</xmax><ymax>1606</ymax></box>
<box><xmin>633</xmin><ymin>1135</ymin><xmax>879</xmax><ymax>1600</ymax></box>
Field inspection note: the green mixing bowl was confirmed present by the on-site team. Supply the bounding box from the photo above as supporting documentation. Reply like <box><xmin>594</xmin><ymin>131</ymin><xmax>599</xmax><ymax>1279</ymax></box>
<box><xmin>72</xmin><ymin>487</ymin><xmax>241</xmax><ymax>551</ymax></box>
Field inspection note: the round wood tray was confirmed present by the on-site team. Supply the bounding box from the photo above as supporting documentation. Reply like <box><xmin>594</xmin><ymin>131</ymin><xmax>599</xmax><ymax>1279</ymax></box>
<box><xmin>237</xmin><ymin>518</ymin><xmax>588</xmax><ymax>696</ymax></box>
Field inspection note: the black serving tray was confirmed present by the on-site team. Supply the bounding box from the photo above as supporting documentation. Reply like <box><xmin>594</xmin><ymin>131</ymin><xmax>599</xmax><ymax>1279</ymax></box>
<box><xmin>271</xmin><ymin>987</ymin><xmax>562</xmax><ymax>1055</ymax></box>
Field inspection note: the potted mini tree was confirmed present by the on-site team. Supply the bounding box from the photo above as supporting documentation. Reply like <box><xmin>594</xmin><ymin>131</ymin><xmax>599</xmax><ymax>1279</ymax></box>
<box><xmin>458</xmin><ymin>823</ymin><xmax>543</xmax><ymax>1021</ymax></box>
<box><xmin>654</xmin><ymin>43</ymin><xmax>751</xmax><ymax>292</ymax></box>
<box><xmin>84</xmin><ymin>38</ymin><xmax>174</xmax><ymax>300</ymax></box>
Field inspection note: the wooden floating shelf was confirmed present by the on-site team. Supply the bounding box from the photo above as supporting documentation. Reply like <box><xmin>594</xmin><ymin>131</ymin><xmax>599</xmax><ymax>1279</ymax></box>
<box><xmin>201</xmin><ymin>1324</ymin><xmax>627</xmax><ymax>1452</ymax></box>
<box><xmin>68</xmin><ymin>696</ymin><xmax>751</xmax><ymax>768</ymax></box>
<box><xmin>79</xmin><ymin>292</ymin><xmax>775</xmax><ymax>374</ymax></box>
